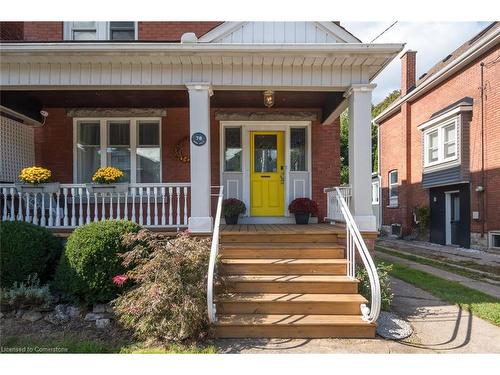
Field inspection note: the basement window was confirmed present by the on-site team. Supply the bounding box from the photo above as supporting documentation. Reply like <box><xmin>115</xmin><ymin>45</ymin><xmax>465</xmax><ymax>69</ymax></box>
<box><xmin>490</xmin><ymin>232</ymin><xmax>500</xmax><ymax>249</ymax></box>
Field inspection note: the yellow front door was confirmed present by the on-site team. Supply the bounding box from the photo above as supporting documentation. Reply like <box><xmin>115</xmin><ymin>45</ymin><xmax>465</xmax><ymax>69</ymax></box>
<box><xmin>250</xmin><ymin>131</ymin><xmax>285</xmax><ymax>216</ymax></box>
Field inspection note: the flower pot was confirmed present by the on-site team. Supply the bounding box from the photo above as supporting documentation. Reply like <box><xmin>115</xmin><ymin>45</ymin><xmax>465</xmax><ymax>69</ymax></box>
<box><xmin>86</xmin><ymin>183</ymin><xmax>129</xmax><ymax>194</ymax></box>
<box><xmin>294</xmin><ymin>213</ymin><xmax>310</xmax><ymax>225</ymax></box>
<box><xmin>225</xmin><ymin>215</ymin><xmax>239</xmax><ymax>225</ymax></box>
<box><xmin>16</xmin><ymin>182</ymin><xmax>60</xmax><ymax>194</ymax></box>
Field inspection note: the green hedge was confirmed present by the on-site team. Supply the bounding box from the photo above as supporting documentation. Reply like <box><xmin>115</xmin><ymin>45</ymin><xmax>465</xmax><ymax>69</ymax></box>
<box><xmin>52</xmin><ymin>220</ymin><xmax>141</xmax><ymax>305</ymax></box>
<box><xmin>0</xmin><ymin>221</ymin><xmax>63</xmax><ymax>287</ymax></box>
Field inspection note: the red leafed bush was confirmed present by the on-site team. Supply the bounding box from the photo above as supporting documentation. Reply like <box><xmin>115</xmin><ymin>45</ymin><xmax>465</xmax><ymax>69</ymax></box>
<box><xmin>288</xmin><ymin>198</ymin><xmax>318</xmax><ymax>216</ymax></box>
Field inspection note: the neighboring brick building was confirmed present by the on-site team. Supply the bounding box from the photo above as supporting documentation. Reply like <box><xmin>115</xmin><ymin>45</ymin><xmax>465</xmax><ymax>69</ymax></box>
<box><xmin>374</xmin><ymin>22</ymin><xmax>500</xmax><ymax>250</ymax></box>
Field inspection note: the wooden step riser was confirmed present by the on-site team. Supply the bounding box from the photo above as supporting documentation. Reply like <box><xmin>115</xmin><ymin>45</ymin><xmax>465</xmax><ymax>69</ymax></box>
<box><xmin>214</xmin><ymin>325</ymin><xmax>376</xmax><ymax>339</ymax></box>
<box><xmin>220</xmin><ymin>248</ymin><xmax>345</xmax><ymax>259</ymax></box>
<box><xmin>221</xmin><ymin>234</ymin><xmax>344</xmax><ymax>244</ymax></box>
<box><xmin>216</xmin><ymin>302</ymin><xmax>361</xmax><ymax>315</ymax></box>
<box><xmin>221</xmin><ymin>282</ymin><xmax>358</xmax><ymax>294</ymax></box>
<box><xmin>219</xmin><ymin>264</ymin><xmax>347</xmax><ymax>275</ymax></box>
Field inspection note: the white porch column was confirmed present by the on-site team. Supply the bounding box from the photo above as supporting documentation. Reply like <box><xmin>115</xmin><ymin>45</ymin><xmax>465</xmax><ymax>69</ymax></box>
<box><xmin>346</xmin><ymin>84</ymin><xmax>377</xmax><ymax>231</ymax></box>
<box><xmin>186</xmin><ymin>83</ymin><xmax>213</xmax><ymax>233</ymax></box>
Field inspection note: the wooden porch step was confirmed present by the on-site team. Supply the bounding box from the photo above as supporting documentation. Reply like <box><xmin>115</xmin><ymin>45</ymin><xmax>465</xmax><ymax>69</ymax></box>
<box><xmin>215</xmin><ymin>293</ymin><xmax>367</xmax><ymax>315</ymax></box>
<box><xmin>221</xmin><ymin>275</ymin><xmax>358</xmax><ymax>294</ymax></box>
<box><xmin>221</xmin><ymin>232</ymin><xmax>344</xmax><ymax>243</ymax></box>
<box><xmin>219</xmin><ymin>258</ymin><xmax>347</xmax><ymax>275</ymax></box>
<box><xmin>214</xmin><ymin>314</ymin><xmax>376</xmax><ymax>338</ymax></box>
<box><xmin>220</xmin><ymin>243</ymin><xmax>345</xmax><ymax>259</ymax></box>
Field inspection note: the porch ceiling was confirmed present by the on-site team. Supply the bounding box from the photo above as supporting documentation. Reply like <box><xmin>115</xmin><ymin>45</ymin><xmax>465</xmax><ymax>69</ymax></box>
<box><xmin>1</xmin><ymin>90</ymin><xmax>344</xmax><ymax>122</ymax></box>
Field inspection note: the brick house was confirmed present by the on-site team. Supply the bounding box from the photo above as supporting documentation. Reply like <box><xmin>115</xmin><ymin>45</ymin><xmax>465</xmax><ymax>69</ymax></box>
<box><xmin>0</xmin><ymin>21</ymin><xmax>403</xmax><ymax>338</ymax></box>
<box><xmin>374</xmin><ymin>22</ymin><xmax>500</xmax><ymax>250</ymax></box>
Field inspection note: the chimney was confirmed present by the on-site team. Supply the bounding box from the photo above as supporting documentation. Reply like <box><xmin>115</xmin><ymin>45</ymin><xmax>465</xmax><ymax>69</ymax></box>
<box><xmin>401</xmin><ymin>50</ymin><xmax>417</xmax><ymax>95</ymax></box>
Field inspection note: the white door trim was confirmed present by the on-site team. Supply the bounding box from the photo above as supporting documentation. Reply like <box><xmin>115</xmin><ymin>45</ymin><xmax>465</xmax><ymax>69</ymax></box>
<box><xmin>444</xmin><ymin>190</ymin><xmax>460</xmax><ymax>245</ymax></box>
<box><xmin>220</xmin><ymin>120</ymin><xmax>312</xmax><ymax>218</ymax></box>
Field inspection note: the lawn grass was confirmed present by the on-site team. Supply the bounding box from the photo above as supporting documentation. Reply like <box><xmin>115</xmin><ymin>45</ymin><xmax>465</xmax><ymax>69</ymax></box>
<box><xmin>0</xmin><ymin>336</ymin><xmax>217</xmax><ymax>354</ymax></box>
<box><xmin>376</xmin><ymin>245</ymin><xmax>500</xmax><ymax>283</ymax></box>
<box><xmin>385</xmin><ymin>260</ymin><xmax>500</xmax><ymax>326</ymax></box>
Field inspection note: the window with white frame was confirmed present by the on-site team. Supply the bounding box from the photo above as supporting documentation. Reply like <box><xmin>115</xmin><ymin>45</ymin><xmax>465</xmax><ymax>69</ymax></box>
<box><xmin>388</xmin><ymin>170</ymin><xmax>398</xmax><ymax>207</ymax></box>
<box><xmin>372</xmin><ymin>181</ymin><xmax>380</xmax><ymax>204</ymax></box>
<box><xmin>424</xmin><ymin>118</ymin><xmax>459</xmax><ymax>167</ymax></box>
<box><xmin>75</xmin><ymin>118</ymin><xmax>161</xmax><ymax>183</ymax></box>
<box><xmin>64</xmin><ymin>22</ymin><xmax>136</xmax><ymax>41</ymax></box>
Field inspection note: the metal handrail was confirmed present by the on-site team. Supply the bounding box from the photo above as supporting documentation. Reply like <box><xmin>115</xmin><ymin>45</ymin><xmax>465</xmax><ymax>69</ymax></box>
<box><xmin>207</xmin><ymin>185</ymin><xmax>224</xmax><ymax>323</ymax></box>
<box><xmin>334</xmin><ymin>186</ymin><xmax>381</xmax><ymax>323</ymax></box>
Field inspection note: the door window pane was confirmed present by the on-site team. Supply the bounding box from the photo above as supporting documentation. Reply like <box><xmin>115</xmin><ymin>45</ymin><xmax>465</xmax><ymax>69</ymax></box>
<box><xmin>290</xmin><ymin>128</ymin><xmax>306</xmax><ymax>171</ymax></box>
<box><xmin>77</xmin><ymin>122</ymin><xmax>100</xmax><ymax>182</ymax></box>
<box><xmin>107</xmin><ymin>121</ymin><xmax>130</xmax><ymax>181</ymax></box>
<box><xmin>254</xmin><ymin>134</ymin><xmax>277</xmax><ymax>173</ymax></box>
<box><xmin>137</xmin><ymin>121</ymin><xmax>160</xmax><ymax>183</ymax></box>
<box><xmin>225</xmin><ymin>127</ymin><xmax>242</xmax><ymax>172</ymax></box>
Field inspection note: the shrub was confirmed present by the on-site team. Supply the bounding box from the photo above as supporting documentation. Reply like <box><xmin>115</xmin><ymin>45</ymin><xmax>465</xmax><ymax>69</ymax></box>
<box><xmin>356</xmin><ymin>261</ymin><xmax>393</xmax><ymax>311</ymax></box>
<box><xmin>52</xmin><ymin>220</ymin><xmax>141</xmax><ymax>305</ymax></box>
<box><xmin>0</xmin><ymin>221</ymin><xmax>62</xmax><ymax>287</ymax></box>
<box><xmin>288</xmin><ymin>198</ymin><xmax>318</xmax><ymax>216</ymax></box>
<box><xmin>1</xmin><ymin>274</ymin><xmax>52</xmax><ymax>310</ymax></box>
<box><xmin>222</xmin><ymin>198</ymin><xmax>246</xmax><ymax>217</ymax></box>
<box><xmin>112</xmin><ymin>230</ymin><xmax>211</xmax><ymax>342</ymax></box>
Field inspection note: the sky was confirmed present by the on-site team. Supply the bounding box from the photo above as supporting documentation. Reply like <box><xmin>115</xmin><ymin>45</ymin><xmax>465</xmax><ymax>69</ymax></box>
<box><xmin>342</xmin><ymin>22</ymin><xmax>491</xmax><ymax>104</ymax></box>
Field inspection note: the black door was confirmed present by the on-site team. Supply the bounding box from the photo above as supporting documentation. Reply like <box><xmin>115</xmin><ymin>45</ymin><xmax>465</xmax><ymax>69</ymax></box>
<box><xmin>449</xmin><ymin>192</ymin><xmax>461</xmax><ymax>246</ymax></box>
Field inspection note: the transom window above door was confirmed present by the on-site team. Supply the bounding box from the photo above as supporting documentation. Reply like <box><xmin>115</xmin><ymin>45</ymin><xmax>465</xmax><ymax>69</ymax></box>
<box><xmin>75</xmin><ymin>118</ymin><xmax>161</xmax><ymax>183</ymax></box>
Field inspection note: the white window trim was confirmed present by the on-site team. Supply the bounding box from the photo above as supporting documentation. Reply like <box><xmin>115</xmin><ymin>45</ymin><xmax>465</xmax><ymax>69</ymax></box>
<box><xmin>372</xmin><ymin>181</ymin><xmax>380</xmax><ymax>204</ymax></box>
<box><xmin>73</xmin><ymin>117</ymin><xmax>162</xmax><ymax>183</ymax></box>
<box><xmin>64</xmin><ymin>22</ymin><xmax>138</xmax><ymax>41</ymax></box>
<box><xmin>388</xmin><ymin>170</ymin><xmax>398</xmax><ymax>207</ymax></box>
<box><xmin>423</xmin><ymin>116</ymin><xmax>460</xmax><ymax>168</ymax></box>
<box><xmin>489</xmin><ymin>232</ymin><xmax>500</xmax><ymax>249</ymax></box>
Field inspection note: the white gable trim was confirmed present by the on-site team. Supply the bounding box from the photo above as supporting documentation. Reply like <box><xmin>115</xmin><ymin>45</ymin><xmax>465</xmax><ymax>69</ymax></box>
<box><xmin>198</xmin><ymin>21</ymin><xmax>360</xmax><ymax>43</ymax></box>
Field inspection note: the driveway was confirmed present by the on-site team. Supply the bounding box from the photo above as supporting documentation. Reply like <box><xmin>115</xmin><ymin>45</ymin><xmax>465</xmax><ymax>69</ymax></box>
<box><xmin>214</xmin><ymin>277</ymin><xmax>500</xmax><ymax>353</ymax></box>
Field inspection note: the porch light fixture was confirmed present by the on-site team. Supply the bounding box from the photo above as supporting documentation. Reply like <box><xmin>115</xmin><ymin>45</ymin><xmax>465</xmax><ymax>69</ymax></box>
<box><xmin>263</xmin><ymin>90</ymin><xmax>274</xmax><ymax>108</ymax></box>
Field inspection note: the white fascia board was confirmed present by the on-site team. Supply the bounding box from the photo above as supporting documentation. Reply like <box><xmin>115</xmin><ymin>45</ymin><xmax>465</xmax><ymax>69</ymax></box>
<box><xmin>416</xmin><ymin>105</ymin><xmax>472</xmax><ymax>131</ymax></box>
<box><xmin>316</xmin><ymin>22</ymin><xmax>361</xmax><ymax>43</ymax></box>
<box><xmin>0</xmin><ymin>42</ymin><xmax>404</xmax><ymax>56</ymax></box>
<box><xmin>374</xmin><ymin>27</ymin><xmax>500</xmax><ymax>125</ymax></box>
<box><xmin>197</xmin><ymin>22</ymin><xmax>244</xmax><ymax>42</ymax></box>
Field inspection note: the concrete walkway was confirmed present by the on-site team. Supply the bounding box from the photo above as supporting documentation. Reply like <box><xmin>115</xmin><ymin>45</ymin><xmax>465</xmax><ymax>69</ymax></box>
<box><xmin>378</xmin><ymin>238</ymin><xmax>500</xmax><ymax>270</ymax></box>
<box><xmin>377</xmin><ymin>252</ymin><xmax>500</xmax><ymax>299</ymax></box>
<box><xmin>214</xmin><ymin>277</ymin><xmax>500</xmax><ymax>353</ymax></box>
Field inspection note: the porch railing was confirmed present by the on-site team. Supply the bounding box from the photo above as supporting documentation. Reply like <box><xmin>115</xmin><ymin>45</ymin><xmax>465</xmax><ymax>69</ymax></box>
<box><xmin>0</xmin><ymin>183</ymin><xmax>191</xmax><ymax>229</ymax></box>
<box><xmin>324</xmin><ymin>185</ymin><xmax>351</xmax><ymax>223</ymax></box>
<box><xmin>324</xmin><ymin>186</ymin><xmax>381</xmax><ymax>323</ymax></box>
<box><xmin>207</xmin><ymin>185</ymin><xmax>224</xmax><ymax>323</ymax></box>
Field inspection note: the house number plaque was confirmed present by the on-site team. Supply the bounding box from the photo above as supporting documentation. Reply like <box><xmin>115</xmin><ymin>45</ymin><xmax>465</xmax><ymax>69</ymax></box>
<box><xmin>191</xmin><ymin>132</ymin><xmax>207</xmax><ymax>146</ymax></box>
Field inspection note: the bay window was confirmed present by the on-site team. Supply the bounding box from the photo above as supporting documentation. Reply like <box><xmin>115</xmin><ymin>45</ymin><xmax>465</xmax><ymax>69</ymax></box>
<box><xmin>424</xmin><ymin>118</ymin><xmax>458</xmax><ymax>167</ymax></box>
<box><xmin>75</xmin><ymin>118</ymin><xmax>161</xmax><ymax>183</ymax></box>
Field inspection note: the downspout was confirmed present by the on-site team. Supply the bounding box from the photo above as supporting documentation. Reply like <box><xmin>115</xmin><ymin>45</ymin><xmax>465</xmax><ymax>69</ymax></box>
<box><xmin>480</xmin><ymin>62</ymin><xmax>486</xmax><ymax>238</ymax></box>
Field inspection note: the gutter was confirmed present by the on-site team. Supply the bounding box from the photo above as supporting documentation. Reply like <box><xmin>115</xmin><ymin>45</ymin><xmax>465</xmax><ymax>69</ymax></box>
<box><xmin>0</xmin><ymin>42</ymin><xmax>404</xmax><ymax>56</ymax></box>
<box><xmin>373</xmin><ymin>27</ymin><xmax>500</xmax><ymax>125</ymax></box>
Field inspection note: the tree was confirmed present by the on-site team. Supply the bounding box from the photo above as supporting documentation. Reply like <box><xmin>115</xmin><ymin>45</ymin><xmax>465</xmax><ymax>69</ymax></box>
<box><xmin>340</xmin><ymin>89</ymin><xmax>400</xmax><ymax>185</ymax></box>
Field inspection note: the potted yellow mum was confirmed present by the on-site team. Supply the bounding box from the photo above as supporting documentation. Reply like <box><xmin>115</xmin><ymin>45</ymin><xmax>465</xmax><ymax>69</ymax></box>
<box><xmin>86</xmin><ymin>167</ymin><xmax>128</xmax><ymax>194</ymax></box>
<box><xmin>17</xmin><ymin>166</ymin><xmax>60</xmax><ymax>193</ymax></box>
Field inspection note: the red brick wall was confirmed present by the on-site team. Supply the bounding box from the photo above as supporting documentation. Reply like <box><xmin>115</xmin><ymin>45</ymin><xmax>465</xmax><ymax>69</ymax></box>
<box><xmin>379</xmin><ymin>43</ymin><xmax>500</xmax><ymax>237</ymax></box>
<box><xmin>138</xmin><ymin>22</ymin><xmax>222</xmax><ymax>41</ymax></box>
<box><xmin>0</xmin><ymin>22</ymin><xmax>24</xmax><ymax>40</ymax></box>
<box><xmin>32</xmin><ymin>106</ymin><xmax>339</xmax><ymax>221</ymax></box>
<box><xmin>23</xmin><ymin>22</ymin><xmax>63</xmax><ymax>41</ymax></box>
<box><xmin>4</xmin><ymin>22</ymin><xmax>221</xmax><ymax>41</ymax></box>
